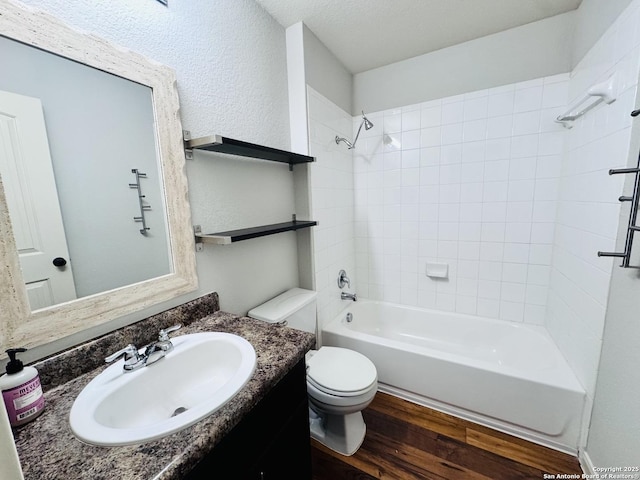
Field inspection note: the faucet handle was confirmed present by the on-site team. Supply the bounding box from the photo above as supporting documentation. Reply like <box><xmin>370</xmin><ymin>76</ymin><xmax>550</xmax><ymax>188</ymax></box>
<box><xmin>337</xmin><ymin>269</ymin><xmax>351</xmax><ymax>289</ymax></box>
<box><xmin>158</xmin><ymin>324</ymin><xmax>181</xmax><ymax>342</ymax></box>
<box><xmin>105</xmin><ymin>344</ymin><xmax>145</xmax><ymax>371</ymax></box>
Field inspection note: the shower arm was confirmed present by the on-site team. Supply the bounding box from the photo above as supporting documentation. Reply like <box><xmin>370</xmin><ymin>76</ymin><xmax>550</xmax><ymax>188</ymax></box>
<box><xmin>335</xmin><ymin>117</ymin><xmax>367</xmax><ymax>150</ymax></box>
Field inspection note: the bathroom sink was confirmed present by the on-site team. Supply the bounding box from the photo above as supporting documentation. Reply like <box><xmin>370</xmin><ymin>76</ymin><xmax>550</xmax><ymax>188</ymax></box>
<box><xmin>69</xmin><ymin>332</ymin><xmax>256</xmax><ymax>446</ymax></box>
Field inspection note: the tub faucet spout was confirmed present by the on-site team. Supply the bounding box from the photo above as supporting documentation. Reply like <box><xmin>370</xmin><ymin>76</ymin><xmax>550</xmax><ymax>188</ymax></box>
<box><xmin>341</xmin><ymin>292</ymin><xmax>357</xmax><ymax>302</ymax></box>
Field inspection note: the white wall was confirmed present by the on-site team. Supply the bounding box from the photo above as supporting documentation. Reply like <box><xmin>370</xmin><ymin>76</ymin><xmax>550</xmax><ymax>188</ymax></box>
<box><xmin>0</xmin><ymin>403</ymin><xmax>22</xmax><ymax>480</ymax></box>
<box><xmin>579</xmin><ymin>0</ymin><xmax>640</xmax><ymax>470</ymax></box>
<box><xmin>353</xmin><ymin>12</ymin><xmax>575</xmax><ymax>115</ymax></box>
<box><xmin>285</xmin><ymin>22</ymin><xmax>355</xmax><ymax>330</ymax></box>
<box><xmin>302</xmin><ymin>24</ymin><xmax>352</xmax><ymax>115</ymax></box>
<box><xmin>14</xmin><ymin>0</ymin><xmax>298</xmax><ymax>319</ymax></box>
<box><xmin>307</xmin><ymin>87</ymin><xmax>357</xmax><ymax>330</ymax></box>
<box><xmin>2</xmin><ymin>0</ymin><xmax>295</xmax><ymax>474</ymax></box>
<box><xmin>545</xmin><ymin>0</ymin><xmax>640</xmax><ymax>429</ymax></box>
<box><xmin>586</xmin><ymin>243</ymin><xmax>640</xmax><ymax>468</ymax></box>
<box><xmin>572</xmin><ymin>0</ymin><xmax>634</xmax><ymax>67</ymax></box>
<box><xmin>351</xmin><ymin>75</ymin><xmax>568</xmax><ymax>321</ymax></box>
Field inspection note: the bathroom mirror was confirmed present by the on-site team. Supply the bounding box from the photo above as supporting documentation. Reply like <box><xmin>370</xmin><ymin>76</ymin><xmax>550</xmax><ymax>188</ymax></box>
<box><xmin>0</xmin><ymin>0</ymin><xmax>198</xmax><ymax>351</ymax></box>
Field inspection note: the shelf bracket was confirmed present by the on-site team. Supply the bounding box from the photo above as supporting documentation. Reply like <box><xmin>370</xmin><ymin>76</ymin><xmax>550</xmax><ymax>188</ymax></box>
<box><xmin>193</xmin><ymin>224</ymin><xmax>203</xmax><ymax>252</ymax></box>
<box><xmin>183</xmin><ymin>130</ymin><xmax>194</xmax><ymax>160</ymax></box>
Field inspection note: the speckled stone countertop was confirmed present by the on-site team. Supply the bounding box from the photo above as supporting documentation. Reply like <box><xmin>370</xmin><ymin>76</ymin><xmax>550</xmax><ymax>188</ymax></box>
<box><xmin>11</xmin><ymin>293</ymin><xmax>315</xmax><ymax>480</ymax></box>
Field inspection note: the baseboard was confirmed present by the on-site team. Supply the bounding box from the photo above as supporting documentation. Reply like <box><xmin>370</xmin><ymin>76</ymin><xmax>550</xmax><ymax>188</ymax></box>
<box><xmin>580</xmin><ymin>450</ymin><xmax>596</xmax><ymax>475</ymax></box>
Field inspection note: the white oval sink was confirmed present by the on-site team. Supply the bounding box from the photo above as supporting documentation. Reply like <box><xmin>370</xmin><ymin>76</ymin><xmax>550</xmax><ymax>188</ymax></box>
<box><xmin>69</xmin><ymin>332</ymin><xmax>256</xmax><ymax>446</ymax></box>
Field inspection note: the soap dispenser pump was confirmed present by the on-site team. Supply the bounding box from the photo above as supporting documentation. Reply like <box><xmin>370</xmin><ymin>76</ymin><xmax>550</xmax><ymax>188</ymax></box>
<box><xmin>0</xmin><ymin>348</ymin><xmax>45</xmax><ymax>427</ymax></box>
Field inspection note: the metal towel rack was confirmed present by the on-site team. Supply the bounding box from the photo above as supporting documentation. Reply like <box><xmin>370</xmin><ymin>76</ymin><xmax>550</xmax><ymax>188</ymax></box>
<box><xmin>556</xmin><ymin>74</ymin><xmax>617</xmax><ymax>129</ymax></box>
<box><xmin>129</xmin><ymin>168</ymin><xmax>151</xmax><ymax>235</ymax></box>
<box><xmin>597</xmin><ymin>109</ymin><xmax>640</xmax><ymax>267</ymax></box>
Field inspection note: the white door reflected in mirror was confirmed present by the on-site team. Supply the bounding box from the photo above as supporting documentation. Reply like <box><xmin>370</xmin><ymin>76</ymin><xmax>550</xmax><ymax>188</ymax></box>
<box><xmin>0</xmin><ymin>90</ymin><xmax>76</xmax><ymax>309</ymax></box>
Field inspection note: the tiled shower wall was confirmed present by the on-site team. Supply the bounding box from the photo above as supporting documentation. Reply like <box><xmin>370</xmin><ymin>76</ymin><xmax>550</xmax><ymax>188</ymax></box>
<box><xmin>352</xmin><ymin>75</ymin><xmax>569</xmax><ymax>324</ymax></box>
<box><xmin>307</xmin><ymin>87</ymin><xmax>357</xmax><ymax>329</ymax></box>
<box><xmin>547</xmin><ymin>0</ymin><xmax>640</xmax><ymax>400</ymax></box>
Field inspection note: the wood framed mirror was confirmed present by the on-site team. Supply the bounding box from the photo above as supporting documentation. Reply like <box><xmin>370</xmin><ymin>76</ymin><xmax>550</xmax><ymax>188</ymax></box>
<box><xmin>0</xmin><ymin>0</ymin><xmax>198</xmax><ymax>352</ymax></box>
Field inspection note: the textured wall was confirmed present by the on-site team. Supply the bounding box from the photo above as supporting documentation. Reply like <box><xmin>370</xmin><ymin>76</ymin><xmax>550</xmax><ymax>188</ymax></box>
<box><xmin>13</xmin><ymin>0</ymin><xmax>298</xmax><ymax>342</ymax></box>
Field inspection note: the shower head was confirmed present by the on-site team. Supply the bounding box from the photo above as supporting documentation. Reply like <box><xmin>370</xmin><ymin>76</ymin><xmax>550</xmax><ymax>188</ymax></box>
<box><xmin>335</xmin><ymin>110</ymin><xmax>374</xmax><ymax>150</ymax></box>
<box><xmin>362</xmin><ymin>112</ymin><xmax>374</xmax><ymax>130</ymax></box>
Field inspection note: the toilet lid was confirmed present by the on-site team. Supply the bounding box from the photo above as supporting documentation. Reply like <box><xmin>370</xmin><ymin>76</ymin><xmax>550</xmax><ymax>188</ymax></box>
<box><xmin>306</xmin><ymin>347</ymin><xmax>377</xmax><ymax>396</ymax></box>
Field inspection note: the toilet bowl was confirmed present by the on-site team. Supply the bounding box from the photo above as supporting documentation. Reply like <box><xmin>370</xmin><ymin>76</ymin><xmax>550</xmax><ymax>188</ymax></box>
<box><xmin>248</xmin><ymin>288</ymin><xmax>378</xmax><ymax>456</ymax></box>
<box><xmin>305</xmin><ymin>346</ymin><xmax>377</xmax><ymax>455</ymax></box>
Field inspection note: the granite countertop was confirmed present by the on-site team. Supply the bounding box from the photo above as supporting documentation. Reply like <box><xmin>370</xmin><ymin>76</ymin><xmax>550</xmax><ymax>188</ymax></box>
<box><xmin>12</xmin><ymin>307</ymin><xmax>315</xmax><ymax>480</ymax></box>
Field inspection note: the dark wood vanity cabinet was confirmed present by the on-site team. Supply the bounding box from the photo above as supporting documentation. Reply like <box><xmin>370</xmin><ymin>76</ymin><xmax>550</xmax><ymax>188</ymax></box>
<box><xmin>186</xmin><ymin>358</ymin><xmax>312</xmax><ymax>479</ymax></box>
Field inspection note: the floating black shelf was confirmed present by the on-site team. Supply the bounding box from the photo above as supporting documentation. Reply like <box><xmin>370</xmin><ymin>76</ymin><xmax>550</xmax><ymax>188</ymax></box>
<box><xmin>184</xmin><ymin>133</ymin><xmax>315</xmax><ymax>166</ymax></box>
<box><xmin>194</xmin><ymin>220</ymin><xmax>317</xmax><ymax>246</ymax></box>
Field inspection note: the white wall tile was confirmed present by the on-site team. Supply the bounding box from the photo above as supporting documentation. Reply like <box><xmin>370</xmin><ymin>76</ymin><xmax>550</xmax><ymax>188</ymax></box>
<box><xmin>421</xmin><ymin>106</ymin><xmax>442</xmax><ymax>128</ymax></box>
<box><xmin>513</xmin><ymin>111</ymin><xmax>542</xmax><ymax>136</ymax></box>
<box><xmin>477</xmin><ymin>298</ymin><xmax>500</xmax><ymax>318</ymax></box>
<box><xmin>542</xmin><ymin>2</ymin><xmax>640</xmax><ymax>399</ymax></box>
<box><xmin>500</xmin><ymin>300</ymin><xmax>525</xmax><ymax>321</ymax></box>
<box><xmin>486</xmin><ymin>138</ymin><xmax>511</xmax><ymax>160</ymax></box>
<box><xmin>464</xmin><ymin>96</ymin><xmax>489</xmax><ymax>121</ymax></box>
<box><xmin>488</xmin><ymin>91</ymin><xmax>515</xmax><ymax>117</ymax></box>
<box><xmin>402</xmin><ymin>110</ymin><xmax>421</xmax><ymax>131</ymax></box>
<box><xmin>514</xmin><ymin>86</ymin><xmax>543</xmax><ymax>113</ymax></box>
<box><xmin>487</xmin><ymin>115</ymin><xmax>513</xmax><ymax>139</ymax></box>
<box><xmin>463</xmin><ymin>119</ymin><xmax>487</xmax><ymax>142</ymax></box>
<box><xmin>349</xmin><ymin>74</ymin><xmax>572</xmax><ymax>331</ymax></box>
<box><xmin>441</xmin><ymin>101</ymin><xmax>464</xmax><ymax>124</ymax></box>
<box><xmin>542</xmin><ymin>82</ymin><xmax>569</xmax><ymax>108</ymax></box>
<box><xmin>402</xmin><ymin>130</ymin><xmax>421</xmax><ymax>150</ymax></box>
<box><xmin>441</xmin><ymin>123</ymin><xmax>463</xmax><ymax>145</ymax></box>
<box><xmin>384</xmin><ymin>112</ymin><xmax>402</xmax><ymax>133</ymax></box>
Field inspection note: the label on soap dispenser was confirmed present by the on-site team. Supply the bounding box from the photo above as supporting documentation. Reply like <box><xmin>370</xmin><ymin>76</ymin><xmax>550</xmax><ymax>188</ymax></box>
<box><xmin>2</xmin><ymin>377</ymin><xmax>45</xmax><ymax>424</ymax></box>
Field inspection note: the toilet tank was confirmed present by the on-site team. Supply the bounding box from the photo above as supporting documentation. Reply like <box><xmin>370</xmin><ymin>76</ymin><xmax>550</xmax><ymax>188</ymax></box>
<box><xmin>248</xmin><ymin>288</ymin><xmax>317</xmax><ymax>333</ymax></box>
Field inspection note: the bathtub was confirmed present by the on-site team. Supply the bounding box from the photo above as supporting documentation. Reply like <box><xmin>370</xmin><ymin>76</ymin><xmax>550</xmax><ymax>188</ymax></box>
<box><xmin>321</xmin><ymin>299</ymin><xmax>585</xmax><ymax>453</ymax></box>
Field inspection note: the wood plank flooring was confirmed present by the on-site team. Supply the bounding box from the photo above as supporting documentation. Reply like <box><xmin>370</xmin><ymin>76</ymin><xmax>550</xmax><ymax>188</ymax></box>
<box><xmin>311</xmin><ymin>392</ymin><xmax>582</xmax><ymax>480</ymax></box>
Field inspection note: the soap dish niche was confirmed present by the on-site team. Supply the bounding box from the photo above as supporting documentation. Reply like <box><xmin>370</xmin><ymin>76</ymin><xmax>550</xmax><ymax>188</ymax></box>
<box><xmin>426</xmin><ymin>262</ymin><xmax>448</xmax><ymax>279</ymax></box>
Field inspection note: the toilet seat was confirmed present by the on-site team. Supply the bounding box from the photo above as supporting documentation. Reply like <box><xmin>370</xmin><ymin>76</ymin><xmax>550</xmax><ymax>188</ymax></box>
<box><xmin>306</xmin><ymin>347</ymin><xmax>377</xmax><ymax>397</ymax></box>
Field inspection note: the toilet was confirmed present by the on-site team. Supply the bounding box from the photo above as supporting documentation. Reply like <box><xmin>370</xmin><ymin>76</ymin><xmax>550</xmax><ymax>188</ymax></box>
<box><xmin>248</xmin><ymin>288</ymin><xmax>378</xmax><ymax>456</ymax></box>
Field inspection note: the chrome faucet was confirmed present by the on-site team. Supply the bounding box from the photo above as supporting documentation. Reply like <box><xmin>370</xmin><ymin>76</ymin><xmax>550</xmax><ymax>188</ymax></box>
<box><xmin>105</xmin><ymin>324</ymin><xmax>182</xmax><ymax>372</ymax></box>
<box><xmin>341</xmin><ymin>292</ymin><xmax>357</xmax><ymax>302</ymax></box>
<box><xmin>105</xmin><ymin>344</ymin><xmax>146</xmax><ymax>372</ymax></box>
<box><xmin>144</xmin><ymin>324</ymin><xmax>181</xmax><ymax>365</ymax></box>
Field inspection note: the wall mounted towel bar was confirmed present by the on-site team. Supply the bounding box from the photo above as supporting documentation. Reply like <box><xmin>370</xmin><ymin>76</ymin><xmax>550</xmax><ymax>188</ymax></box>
<box><xmin>598</xmin><ymin>109</ymin><xmax>640</xmax><ymax>267</ymax></box>
<box><xmin>556</xmin><ymin>74</ymin><xmax>617</xmax><ymax>129</ymax></box>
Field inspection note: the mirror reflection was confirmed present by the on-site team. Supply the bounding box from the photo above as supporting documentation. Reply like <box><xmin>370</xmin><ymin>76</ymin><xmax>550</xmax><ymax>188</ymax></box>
<box><xmin>0</xmin><ymin>36</ymin><xmax>172</xmax><ymax>311</ymax></box>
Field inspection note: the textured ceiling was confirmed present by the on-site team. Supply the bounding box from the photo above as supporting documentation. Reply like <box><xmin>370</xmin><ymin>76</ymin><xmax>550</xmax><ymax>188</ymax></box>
<box><xmin>255</xmin><ymin>0</ymin><xmax>582</xmax><ymax>73</ymax></box>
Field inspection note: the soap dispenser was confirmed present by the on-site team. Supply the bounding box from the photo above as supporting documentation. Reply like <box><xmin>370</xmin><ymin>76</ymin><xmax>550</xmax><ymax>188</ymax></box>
<box><xmin>0</xmin><ymin>348</ymin><xmax>45</xmax><ymax>427</ymax></box>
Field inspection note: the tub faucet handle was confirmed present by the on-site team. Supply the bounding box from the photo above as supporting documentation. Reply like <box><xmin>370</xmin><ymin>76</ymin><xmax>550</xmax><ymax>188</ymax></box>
<box><xmin>338</xmin><ymin>269</ymin><xmax>351</xmax><ymax>289</ymax></box>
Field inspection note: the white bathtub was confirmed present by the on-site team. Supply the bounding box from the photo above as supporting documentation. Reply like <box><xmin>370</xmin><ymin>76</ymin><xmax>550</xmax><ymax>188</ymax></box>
<box><xmin>322</xmin><ymin>299</ymin><xmax>585</xmax><ymax>453</ymax></box>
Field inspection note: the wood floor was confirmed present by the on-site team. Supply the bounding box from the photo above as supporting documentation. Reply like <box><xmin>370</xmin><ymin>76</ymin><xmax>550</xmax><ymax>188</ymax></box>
<box><xmin>311</xmin><ymin>392</ymin><xmax>582</xmax><ymax>480</ymax></box>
